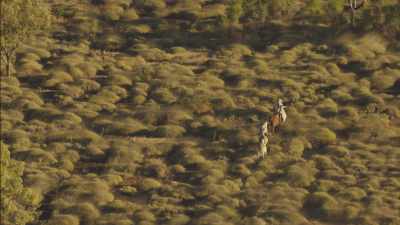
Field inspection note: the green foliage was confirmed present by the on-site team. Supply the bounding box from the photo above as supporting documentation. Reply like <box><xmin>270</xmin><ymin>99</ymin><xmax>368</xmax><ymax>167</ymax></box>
<box><xmin>284</xmin><ymin>162</ymin><xmax>316</xmax><ymax>188</ymax></box>
<box><xmin>3</xmin><ymin>1</ymin><xmax>400</xmax><ymax>225</ymax></box>
<box><xmin>140</xmin><ymin>178</ymin><xmax>161</xmax><ymax>191</ymax></box>
<box><xmin>304</xmin><ymin>192</ymin><xmax>340</xmax><ymax>220</ymax></box>
<box><xmin>1</xmin><ymin>142</ymin><xmax>37</xmax><ymax>225</ymax></box>
<box><xmin>225</xmin><ymin>0</ymin><xmax>243</xmax><ymax>25</ymax></box>
<box><xmin>0</xmin><ymin>0</ymin><xmax>52</xmax><ymax>76</ymax></box>
<box><xmin>155</xmin><ymin>125</ymin><xmax>186</xmax><ymax>138</ymax></box>
<box><xmin>309</xmin><ymin>127</ymin><xmax>337</xmax><ymax>146</ymax></box>
<box><xmin>136</xmin><ymin>0</ymin><xmax>166</xmax><ymax>11</ymax></box>
<box><xmin>167</xmin><ymin>214</ymin><xmax>190</xmax><ymax>225</ymax></box>
<box><xmin>47</xmin><ymin>214</ymin><xmax>80</xmax><ymax>225</ymax></box>
<box><xmin>122</xmin><ymin>8</ymin><xmax>140</xmax><ymax>21</ymax></box>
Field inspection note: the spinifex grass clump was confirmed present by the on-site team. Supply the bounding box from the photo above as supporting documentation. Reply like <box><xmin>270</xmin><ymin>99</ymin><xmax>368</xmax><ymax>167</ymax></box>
<box><xmin>3</xmin><ymin>1</ymin><xmax>400</xmax><ymax>224</ymax></box>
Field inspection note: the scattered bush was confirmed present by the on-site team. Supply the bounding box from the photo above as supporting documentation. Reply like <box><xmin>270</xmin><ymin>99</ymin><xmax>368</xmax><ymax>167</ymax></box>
<box><xmin>44</xmin><ymin>71</ymin><xmax>74</xmax><ymax>87</ymax></box>
<box><xmin>284</xmin><ymin>163</ymin><xmax>316</xmax><ymax>188</ymax></box>
<box><xmin>136</xmin><ymin>0</ymin><xmax>166</xmax><ymax>10</ymax></box>
<box><xmin>370</xmin><ymin>69</ymin><xmax>400</xmax><ymax>91</ymax></box>
<box><xmin>1</xmin><ymin>143</ymin><xmax>38</xmax><ymax>225</ymax></box>
<box><xmin>151</xmin><ymin>87</ymin><xmax>177</xmax><ymax>104</ymax></box>
<box><xmin>154</xmin><ymin>125</ymin><xmax>186</xmax><ymax>138</ymax></box>
<box><xmin>309</xmin><ymin>128</ymin><xmax>337</xmax><ymax>146</ymax></box>
<box><xmin>167</xmin><ymin>214</ymin><xmax>190</xmax><ymax>225</ymax></box>
<box><xmin>65</xmin><ymin>202</ymin><xmax>100</xmax><ymax>222</ymax></box>
<box><xmin>140</xmin><ymin>178</ymin><xmax>162</xmax><ymax>191</ymax></box>
<box><xmin>47</xmin><ymin>214</ymin><xmax>80</xmax><ymax>225</ymax></box>
<box><xmin>338</xmin><ymin>187</ymin><xmax>367</xmax><ymax>201</ymax></box>
<box><xmin>121</xmin><ymin>8</ymin><xmax>139</xmax><ymax>21</ymax></box>
<box><xmin>317</xmin><ymin>98</ymin><xmax>338</xmax><ymax>117</ymax></box>
<box><xmin>304</xmin><ymin>192</ymin><xmax>340</xmax><ymax>220</ymax></box>
<box><xmin>104</xmin><ymin>4</ymin><xmax>125</xmax><ymax>21</ymax></box>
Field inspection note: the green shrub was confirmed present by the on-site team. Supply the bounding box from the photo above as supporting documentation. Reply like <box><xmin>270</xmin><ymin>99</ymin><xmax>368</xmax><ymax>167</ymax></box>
<box><xmin>171</xmin><ymin>164</ymin><xmax>186</xmax><ymax>174</ymax></box>
<box><xmin>97</xmin><ymin>33</ymin><xmax>125</xmax><ymax>51</ymax></box>
<box><xmin>154</xmin><ymin>125</ymin><xmax>186</xmax><ymax>138</ymax></box>
<box><xmin>341</xmin><ymin>204</ymin><xmax>361</xmax><ymax>221</ymax></box>
<box><xmin>309</xmin><ymin>128</ymin><xmax>337</xmax><ymax>146</ymax></box>
<box><xmin>151</xmin><ymin>87</ymin><xmax>177</xmax><ymax>104</ymax></box>
<box><xmin>313</xmin><ymin>179</ymin><xmax>338</xmax><ymax>192</ymax></box>
<box><xmin>201</xmin><ymin>74</ymin><xmax>225</xmax><ymax>88</ymax></box>
<box><xmin>46</xmin><ymin>128</ymin><xmax>101</xmax><ymax>143</ymax></box>
<box><xmin>4</xmin><ymin>129</ymin><xmax>32</xmax><ymax>150</ymax></box>
<box><xmin>144</xmin><ymin>158</ymin><xmax>168</xmax><ymax>178</ymax></box>
<box><xmin>47</xmin><ymin>214</ymin><xmax>80</xmax><ymax>225</ymax></box>
<box><xmin>136</xmin><ymin>0</ymin><xmax>166</xmax><ymax>10</ymax></box>
<box><xmin>103</xmin><ymin>4</ymin><xmax>124</xmax><ymax>21</ymax></box>
<box><xmin>121</xmin><ymin>8</ymin><xmax>139</xmax><ymax>21</ymax></box>
<box><xmin>133</xmin><ymin>82</ymin><xmax>150</xmax><ymax>96</ymax></box>
<box><xmin>210</xmin><ymin>91</ymin><xmax>236</xmax><ymax>111</ymax></box>
<box><xmin>76</xmin><ymin>180</ymin><xmax>114</xmax><ymax>205</ymax></box>
<box><xmin>140</xmin><ymin>178</ymin><xmax>161</xmax><ymax>191</ymax></box>
<box><xmin>58</xmin><ymin>84</ymin><xmax>84</xmax><ymax>98</ymax></box>
<box><xmin>21</xmin><ymin>47</ymin><xmax>51</xmax><ymax>59</ymax></box>
<box><xmin>287</xmin><ymin>138</ymin><xmax>305</xmax><ymax>158</ymax></box>
<box><xmin>232</xmin><ymin>163</ymin><xmax>252</xmax><ymax>177</ymax></box>
<box><xmin>108</xmin><ymin>74</ymin><xmax>132</xmax><ymax>86</ymax></box>
<box><xmin>167</xmin><ymin>214</ymin><xmax>190</xmax><ymax>225</ymax></box>
<box><xmin>1</xmin><ymin>142</ymin><xmax>37</xmax><ymax>225</ymax></box>
<box><xmin>14</xmin><ymin>147</ymin><xmax>57</xmax><ymax>165</ymax></box>
<box><xmin>338</xmin><ymin>187</ymin><xmax>367</xmax><ymax>201</ymax></box>
<box><xmin>370</xmin><ymin>69</ymin><xmax>400</xmax><ymax>91</ymax></box>
<box><xmin>107</xmin><ymin>143</ymin><xmax>144</xmax><ymax>166</ymax></box>
<box><xmin>17</xmin><ymin>61</ymin><xmax>43</xmax><ymax>76</ymax></box>
<box><xmin>195</xmin><ymin>212</ymin><xmax>227</xmax><ymax>225</ymax></box>
<box><xmin>79</xmin><ymin>61</ymin><xmax>101</xmax><ymax>78</ymax></box>
<box><xmin>96</xmin><ymin>214</ymin><xmax>134</xmax><ymax>225</ymax></box>
<box><xmin>127</xmin><ymin>24</ymin><xmax>152</xmax><ymax>34</ymax></box>
<box><xmin>161</xmin><ymin>108</ymin><xmax>192</xmax><ymax>125</ymax></box>
<box><xmin>133</xmin><ymin>95</ymin><xmax>147</xmax><ymax>105</ymax></box>
<box><xmin>284</xmin><ymin>163</ymin><xmax>316</xmax><ymax>188</ymax></box>
<box><xmin>242</xmin><ymin>217</ymin><xmax>266</xmax><ymax>225</ymax></box>
<box><xmin>221</xmin><ymin>68</ymin><xmax>254</xmax><ymax>87</ymax></box>
<box><xmin>65</xmin><ymin>202</ymin><xmax>100</xmax><ymax>222</ymax></box>
<box><xmin>317</xmin><ymin>98</ymin><xmax>338</xmax><ymax>117</ymax></box>
<box><xmin>116</xmin><ymin>56</ymin><xmax>146</xmax><ymax>71</ymax></box>
<box><xmin>94</xmin><ymin>117</ymin><xmax>147</xmax><ymax>135</ymax></box>
<box><xmin>120</xmin><ymin>186</ymin><xmax>137</xmax><ymax>196</ymax></box>
<box><xmin>324</xmin><ymin>145</ymin><xmax>349</xmax><ymax>157</ymax></box>
<box><xmin>44</xmin><ymin>70</ymin><xmax>74</xmax><ymax>87</ymax></box>
<box><xmin>220</xmin><ymin>44</ymin><xmax>252</xmax><ymax>58</ymax></box>
<box><xmin>304</xmin><ymin>192</ymin><xmax>340</xmax><ymax>220</ymax></box>
<box><xmin>265</xmin><ymin>209</ymin><xmax>309</xmax><ymax>224</ymax></box>
<box><xmin>136</xmin><ymin>48</ymin><xmax>171</xmax><ymax>61</ymax></box>
<box><xmin>102</xmin><ymin>174</ymin><xmax>123</xmax><ymax>186</ymax></box>
<box><xmin>73</xmin><ymin>16</ymin><xmax>100</xmax><ymax>39</ymax></box>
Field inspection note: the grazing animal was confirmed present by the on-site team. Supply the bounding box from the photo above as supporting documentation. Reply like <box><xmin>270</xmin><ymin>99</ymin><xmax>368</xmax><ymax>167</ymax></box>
<box><xmin>269</xmin><ymin>105</ymin><xmax>287</xmax><ymax>133</ymax></box>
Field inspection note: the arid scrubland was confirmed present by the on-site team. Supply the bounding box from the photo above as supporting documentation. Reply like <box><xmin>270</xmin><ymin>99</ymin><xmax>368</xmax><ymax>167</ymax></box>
<box><xmin>1</xmin><ymin>0</ymin><xmax>400</xmax><ymax>225</ymax></box>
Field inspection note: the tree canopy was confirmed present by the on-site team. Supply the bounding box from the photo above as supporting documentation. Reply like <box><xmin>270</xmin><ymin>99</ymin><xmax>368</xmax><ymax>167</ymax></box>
<box><xmin>0</xmin><ymin>0</ymin><xmax>52</xmax><ymax>76</ymax></box>
<box><xmin>1</xmin><ymin>142</ymin><xmax>37</xmax><ymax>225</ymax></box>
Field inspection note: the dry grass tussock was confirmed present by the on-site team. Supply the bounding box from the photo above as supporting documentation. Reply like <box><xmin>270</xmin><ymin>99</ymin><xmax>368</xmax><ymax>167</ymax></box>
<box><xmin>2</xmin><ymin>2</ymin><xmax>399</xmax><ymax>225</ymax></box>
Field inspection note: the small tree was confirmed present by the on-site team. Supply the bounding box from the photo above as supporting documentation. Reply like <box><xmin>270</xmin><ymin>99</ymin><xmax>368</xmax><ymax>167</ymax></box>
<box><xmin>225</xmin><ymin>0</ymin><xmax>244</xmax><ymax>26</ymax></box>
<box><xmin>0</xmin><ymin>0</ymin><xmax>52</xmax><ymax>77</ymax></box>
<box><xmin>1</xmin><ymin>142</ymin><xmax>37</xmax><ymax>225</ymax></box>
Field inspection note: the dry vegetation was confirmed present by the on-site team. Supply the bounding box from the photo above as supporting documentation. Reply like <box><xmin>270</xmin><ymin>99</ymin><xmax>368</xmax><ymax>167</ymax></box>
<box><xmin>1</xmin><ymin>0</ymin><xmax>400</xmax><ymax>225</ymax></box>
